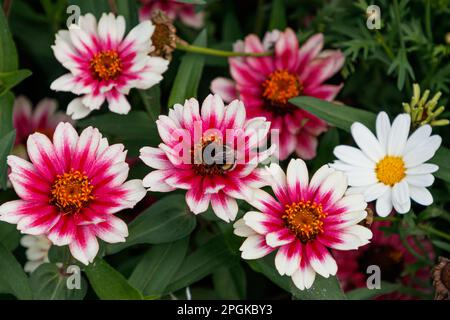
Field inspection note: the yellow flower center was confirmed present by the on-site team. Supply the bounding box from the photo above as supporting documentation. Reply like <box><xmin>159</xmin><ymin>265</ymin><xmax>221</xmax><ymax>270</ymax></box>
<box><xmin>376</xmin><ymin>156</ymin><xmax>406</xmax><ymax>186</ymax></box>
<box><xmin>50</xmin><ymin>170</ymin><xmax>94</xmax><ymax>214</ymax></box>
<box><xmin>90</xmin><ymin>50</ymin><xmax>122</xmax><ymax>81</ymax></box>
<box><xmin>282</xmin><ymin>200</ymin><xmax>327</xmax><ymax>243</ymax></box>
<box><xmin>261</xmin><ymin>69</ymin><xmax>302</xmax><ymax>107</ymax></box>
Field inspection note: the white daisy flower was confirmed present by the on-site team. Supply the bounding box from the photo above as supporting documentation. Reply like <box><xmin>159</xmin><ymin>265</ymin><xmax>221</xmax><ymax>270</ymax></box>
<box><xmin>332</xmin><ymin>112</ymin><xmax>442</xmax><ymax>217</ymax></box>
<box><xmin>21</xmin><ymin>235</ymin><xmax>52</xmax><ymax>273</ymax></box>
<box><xmin>50</xmin><ymin>13</ymin><xmax>169</xmax><ymax>120</ymax></box>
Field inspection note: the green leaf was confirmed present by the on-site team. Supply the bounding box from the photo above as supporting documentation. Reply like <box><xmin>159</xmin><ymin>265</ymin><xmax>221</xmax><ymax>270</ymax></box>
<box><xmin>311</xmin><ymin>127</ymin><xmax>339</xmax><ymax>172</ymax></box>
<box><xmin>139</xmin><ymin>85</ymin><xmax>161</xmax><ymax>121</ymax></box>
<box><xmin>248</xmin><ymin>254</ymin><xmax>346</xmax><ymax>300</ymax></box>
<box><xmin>418</xmin><ymin>206</ymin><xmax>447</xmax><ymax>221</ymax></box>
<box><xmin>387</xmin><ymin>48</ymin><xmax>415</xmax><ymax>90</ymax></box>
<box><xmin>9</xmin><ymin>1</ymin><xmax>60</xmax><ymax>82</ymax></box>
<box><xmin>116</xmin><ymin>0</ymin><xmax>139</xmax><ymax>31</ymax></box>
<box><xmin>0</xmin><ymin>8</ymin><xmax>18</xmax><ymax>71</ymax></box>
<box><xmin>165</xmin><ymin>236</ymin><xmax>239</xmax><ymax>293</ymax></box>
<box><xmin>0</xmin><ymin>91</ymin><xmax>14</xmax><ymax>137</ymax></box>
<box><xmin>78</xmin><ymin>111</ymin><xmax>159</xmax><ymax>144</ymax></box>
<box><xmin>129</xmin><ymin>237</ymin><xmax>189</xmax><ymax>296</ymax></box>
<box><xmin>431</xmin><ymin>147</ymin><xmax>450</xmax><ymax>183</ymax></box>
<box><xmin>29</xmin><ymin>263</ymin><xmax>87</xmax><ymax>300</ymax></box>
<box><xmin>432</xmin><ymin>240</ymin><xmax>450</xmax><ymax>253</ymax></box>
<box><xmin>0</xmin><ymin>131</ymin><xmax>16</xmax><ymax>190</ymax></box>
<box><xmin>67</xmin><ymin>0</ymin><xmax>109</xmax><ymax>19</ymax></box>
<box><xmin>0</xmin><ymin>243</ymin><xmax>32</xmax><ymax>299</ymax></box>
<box><xmin>0</xmin><ymin>69</ymin><xmax>32</xmax><ymax>96</ymax></box>
<box><xmin>48</xmin><ymin>244</ymin><xmax>72</xmax><ymax>264</ymax></box>
<box><xmin>168</xmin><ymin>30</ymin><xmax>207</xmax><ymax>107</ymax></box>
<box><xmin>222</xmin><ymin>9</ymin><xmax>242</xmax><ymax>42</ymax></box>
<box><xmin>212</xmin><ymin>265</ymin><xmax>247</xmax><ymax>299</ymax></box>
<box><xmin>107</xmin><ymin>194</ymin><xmax>197</xmax><ymax>254</ymax></box>
<box><xmin>346</xmin><ymin>281</ymin><xmax>400</xmax><ymax>300</ymax></box>
<box><xmin>290</xmin><ymin>96</ymin><xmax>377</xmax><ymax>132</ymax></box>
<box><xmin>0</xmin><ymin>93</ymin><xmax>19</xmax><ymax>190</ymax></box>
<box><xmin>85</xmin><ymin>258</ymin><xmax>143</xmax><ymax>300</ymax></box>
<box><xmin>269</xmin><ymin>0</ymin><xmax>287</xmax><ymax>30</ymax></box>
<box><xmin>0</xmin><ymin>221</ymin><xmax>20</xmax><ymax>251</ymax></box>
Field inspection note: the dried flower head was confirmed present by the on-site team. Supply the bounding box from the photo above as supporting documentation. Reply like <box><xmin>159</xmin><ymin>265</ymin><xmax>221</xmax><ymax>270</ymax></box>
<box><xmin>149</xmin><ymin>10</ymin><xmax>178</xmax><ymax>60</ymax></box>
<box><xmin>361</xmin><ymin>207</ymin><xmax>374</xmax><ymax>228</ymax></box>
<box><xmin>403</xmin><ymin>83</ymin><xmax>449</xmax><ymax>127</ymax></box>
<box><xmin>433</xmin><ymin>256</ymin><xmax>450</xmax><ymax>300</ymax></box>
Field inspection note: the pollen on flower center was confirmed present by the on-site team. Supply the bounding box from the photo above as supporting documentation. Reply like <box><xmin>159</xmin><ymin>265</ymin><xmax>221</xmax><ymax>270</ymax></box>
<box><xmin>50</xmin><ymin>169</ymin><xmax>94</xmax><ymax>214</ymax></box>
<box><xmin>282</xmin><ymin>200</ymin><xmax>327</xmax><ymax>243</ymax></box>
<box><xmin>90</xmin><ymin>50</ymin><xmax>122</xmax><ymax>81</ymax></box>
<box><xmin>376</xmin><ymin>156</ymin><xmax>406</xmax><ymax>186</ymax></box>
<box><xmin>261</xmin><ymin>69</ymin><xmax>302</xmax><ymax>107</ymax></box>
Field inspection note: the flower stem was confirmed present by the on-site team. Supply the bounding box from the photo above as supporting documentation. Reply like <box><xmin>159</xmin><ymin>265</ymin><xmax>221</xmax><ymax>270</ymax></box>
<box><xmin>425</xmin><ymin>0</ymin><xmax>433</xmax><ymax>41</ymax></box>
<box><xmin>176</xmin><ymin>42</ymin><xmax>272</xmax><ymax>58</ymax></box>
<box><xmin>418</xmin><ymin>224</ymin><xmax>450</xmax><ymax>242</ymax></box>
<box><xmin>375</xmin><ymin>31</ymin><xmax>395</xmax><ymax>60</ymax></box>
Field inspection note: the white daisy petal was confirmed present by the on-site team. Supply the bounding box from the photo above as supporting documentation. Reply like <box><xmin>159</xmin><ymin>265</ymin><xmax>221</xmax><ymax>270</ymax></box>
<box><xmin>404</xmin><ymin>124</ymin><xmax>432</xmax><ymax>154</ymax></box>
<box><xmin>345</xmin><ymin>169</ymin><xmax>378</xmax><ymax>187</ymax></box>
<box><xmin>363</xmin><ymin>182</ymin><xmax>389</xmax><ymax>202</ymax></box>
<box><xmin>403</xmin><ymin>135</ymin><xmax>442</xmax><ymax>167</ymax></box>
<box><xmin>406</xmin><ymin>174</ymin><xmax>435</xmax><ymax>187</ymax></box>
<box><xmin>387</xmin><ymin>114</ymin><xmax>410</xmax><ymax>156</ymax></box>
<box><xmin>345</xmin><ymin>186</ymin><xmax>369</xmax><ymax>196</ymax></box>
<box><xmin>376</xmin><ymin>111</ymin><xmax>391</xmax><ymax>152</ymax></box>
<box><xmin>392</xmin><ymin>181</ymin><xmax>411</xmax><ymax>213</ymax></box>
<box><xmin>333</xmin><ymin>146</ymin><xmax>375</xmax><ymax>169</ymax></box>
<box><xmin>406</xmin><ymin>163</ymin><xmax>439</xmax><ymax>175</ymax></box>
<box><xmin>409</xmin><ymin>186</ymin><xmax>433</xmax><ymax>206</ymax></box>
<box><xmin>375</xmin><ymin>188</ymin><xmax>393</xmax><ymax>217</ymax></box>
<box><xmin>351</xmin><ymin>122</ymin><xmax>384</xmax><ymax>162</ymax></box>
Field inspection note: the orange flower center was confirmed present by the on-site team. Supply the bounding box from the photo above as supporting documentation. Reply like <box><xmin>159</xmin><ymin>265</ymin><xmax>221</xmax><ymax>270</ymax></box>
<box><xmin>282</xmin><ymin>200</ymin><xmax>327</xmax><ymax>243</ymax></box>
<box><xmin>90</xmin><ymin>50</ymin><xmax>122</xmax><ymax>81</ymax></box>
<box><xmin>261</xmin><ymin>69</ymin><xmax>302</xmax><ymax>107</ymax></box>
<box><xmin>50</xmin><ymin>170</ymin><xmax>94</xmax><ymax>214</ymax></box>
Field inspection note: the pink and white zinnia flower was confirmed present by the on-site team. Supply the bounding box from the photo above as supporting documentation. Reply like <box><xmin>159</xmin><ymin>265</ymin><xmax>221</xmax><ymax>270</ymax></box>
<box><xmin>51</xmin><ymin>13</ymin><xmax>169</xmax><ymax>120</ymax></box>
<box><xmin>0</xmin><ymin>122</ymin><xmax>146</xmax><ymax>265</ymax></box>
<box><xmin>211</xmin><ymin>28</ymin><xmax>344</xmax><ymax>160</ymax></box>
<box><xmin>13</xmin><ymin>96</ymin><xmax>72</xmax><ymax>158</ymax></box>
<box><xmin>140</xmin><ymin>94</ymin><xmax>273</xmax><ymax>222</ymax></box>
<box><xmin>234</xmin><ymin>159</ymin><xmax>372</xmax><ymax>290</ymax></box>
<box><xmin>139</xmin><ymin>0</ymin><xmax>204</xmax><ymax>29</ymax></box>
